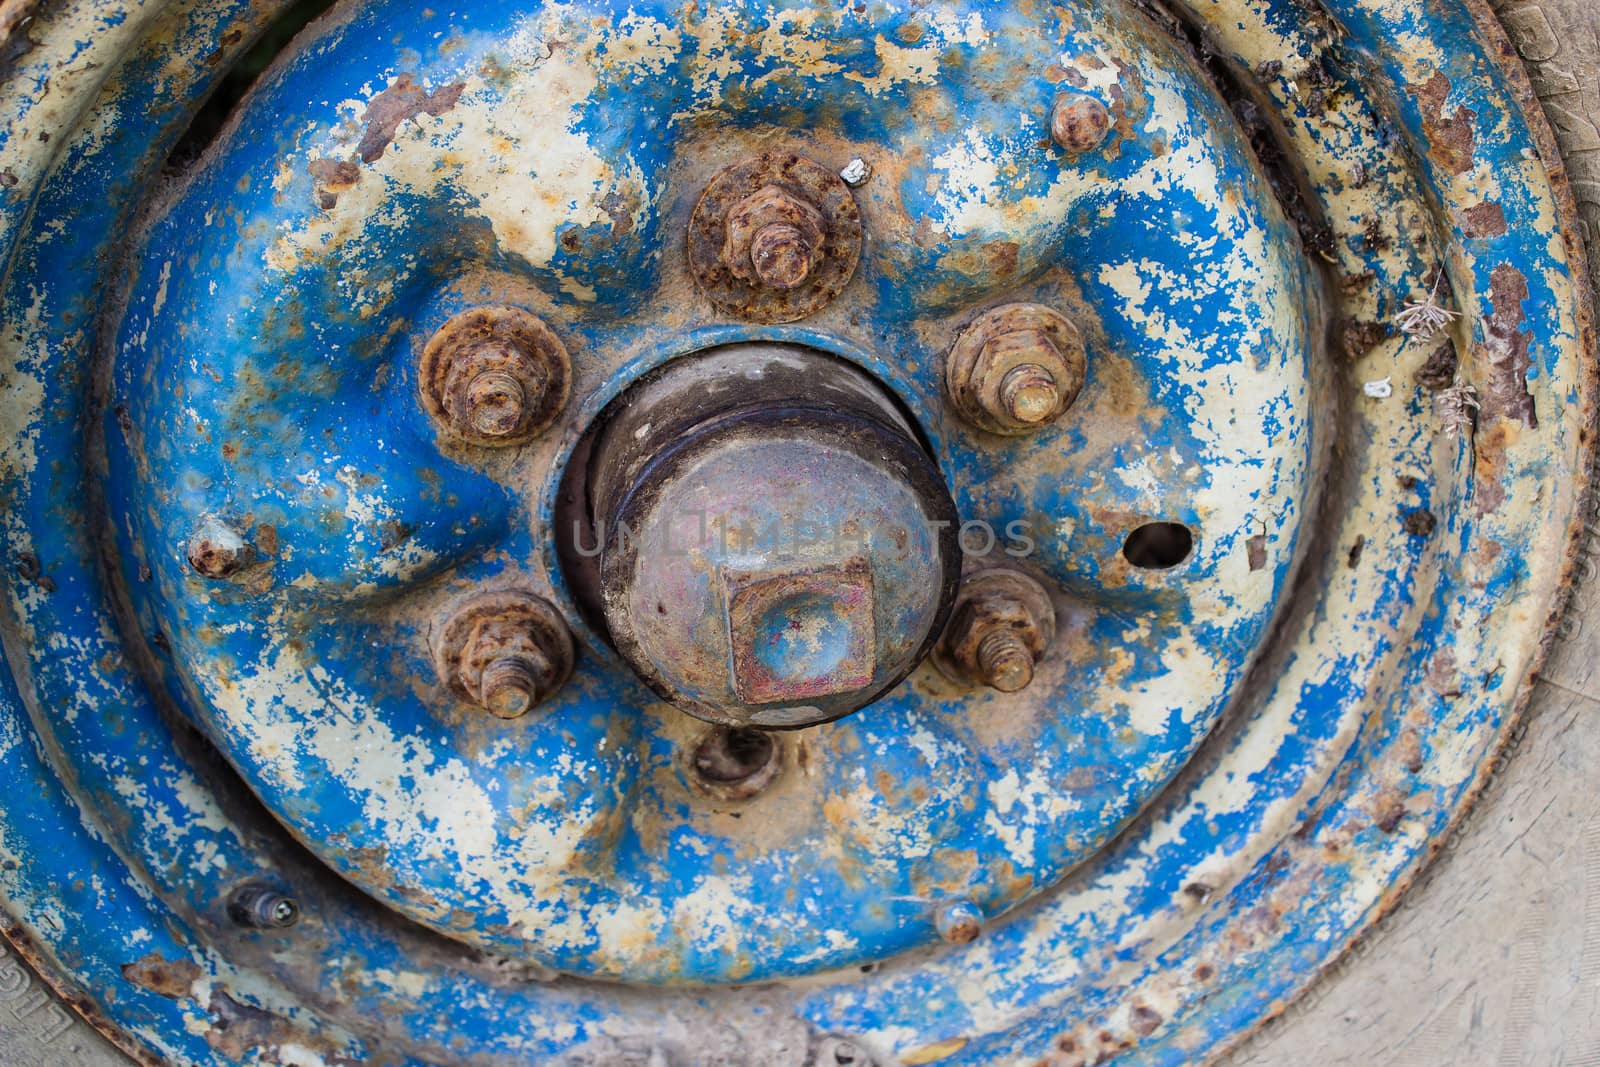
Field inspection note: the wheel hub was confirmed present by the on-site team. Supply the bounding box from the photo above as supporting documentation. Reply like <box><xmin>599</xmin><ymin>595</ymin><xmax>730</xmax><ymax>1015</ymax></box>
<box><xmin>580</xmin><ymin>344</ymin><xmax>961</xmax><ymax>729</ymax></box>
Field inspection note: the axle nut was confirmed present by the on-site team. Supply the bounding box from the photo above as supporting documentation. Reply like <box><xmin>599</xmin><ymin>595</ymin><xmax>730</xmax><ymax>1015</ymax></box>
<box><xmin>934</xmin><ymin>568</ymin><xmax>1057</xmax><ymax>693</ymax></box>
<box><xmin>436</xmin><ymin>591</ymin><xmax>575</xmax><ymax>719</ymax></box>
<box><xmin>946</xmin><ymin>303</ymin><xmax>1087</xmax><ymax>436</ymax></box>
<box><xmin>419</xmin><ymin>306</ymin><xmax>570</xmax><ymax>447</ymax></box>
<box><xmin>1051</xmin><ymin>93</ymin><xmax>1113</xmax><ymax>154</ymax></box>
<box><xmin>688</xmin><ymin>153</ymin><xmax>862</xmax><ymax>323</ymax></box>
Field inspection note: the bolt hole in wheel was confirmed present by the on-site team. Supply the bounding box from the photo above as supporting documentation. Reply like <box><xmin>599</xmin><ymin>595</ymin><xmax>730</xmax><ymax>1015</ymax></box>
<box><xmin>692</xmin><ymin>726</ymin><xmax>783</xmax><ymax>800</ymax></box>
<box><xmin>1121</xmin><ymin>522</ymin><xmax>1197</xmax><ymax>570</ymax></box>
<box><xmin>0</xmin><ymin>0</ymin><xmax>1590</xmax><ymax>1065</ymax></box>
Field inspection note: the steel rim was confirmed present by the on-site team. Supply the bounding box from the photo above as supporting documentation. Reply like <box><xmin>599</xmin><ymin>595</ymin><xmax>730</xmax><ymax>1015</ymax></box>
<box><xmin>0</xmin><ymin>0</ymin><xmax>1590</xmax><ymax>1063</ymax></box>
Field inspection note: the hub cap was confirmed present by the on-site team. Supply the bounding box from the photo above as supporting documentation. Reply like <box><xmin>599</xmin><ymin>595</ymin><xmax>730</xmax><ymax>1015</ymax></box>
<box><xmin>579</xmin><ymin>344</ymin><xmax>961</xmax><ymax>728</ymax></box>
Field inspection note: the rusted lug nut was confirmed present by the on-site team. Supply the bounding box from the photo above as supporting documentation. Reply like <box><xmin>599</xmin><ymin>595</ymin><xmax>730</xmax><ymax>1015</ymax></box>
<box><xmin>420</xmin><ymin>306</ymin><xmax>571</xmax><ymax>447</ymax></box>
<box><xmin>689</xmin><ymin>153</ymin><xmax>863</xmax><ymax>323</ymax></box>
<box><xmin>723</xmin><ymin>184</ymin><xmax>828</xmax><ymax>291</ymax></box>
<box><xmin>436</xmin><ymin>591</ymin><xmax>575</xmax><ymax>719</ymax></box>
<box><xmin>934</xmin><ymin>568</ymin><xmax>1057</xmax><ymax>693</ymax></box>
<box><xmin>187</xmin><ymin>517</ymin><xmax>254</xmax><ymax>579</ymax></box>
<box><xmin>946</xmin><ymin>303</ymin><xmax>1087</xmax><ymax>436</ymax></box>
<box><xmin>1051</xmin><ymin>93</ymin><xmax>1113</xmax><ymax>154</ymax></box>
<box><xmin>226</xmin><ymin>882</ymin><xmax>299</xmax><ymax>929</ymax></box>
<box><xmin>934</xmin><ymin>898</ymin><xmax>984</xmax><ymax>945</ymax></box>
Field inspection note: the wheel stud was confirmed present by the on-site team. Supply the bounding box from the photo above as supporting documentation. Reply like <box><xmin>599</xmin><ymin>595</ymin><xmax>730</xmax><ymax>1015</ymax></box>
<box><xmin>419</xmin><ymin>306</ymin><xmax>570</xmax><ymax>447</ymax></box>
<box><xmin>436</xmin><ymin>591</ymin><xmax>574</xmax><ymax>719</ymax></box>
<box><xmin>723</xmin><ymin>185</ymin><xmax>827</xmax><ymax>292</ymax></box>
<box><xmin>998</xmin><ymin>363</ymin><xmax>1064</xmax><ymax>426</ymax></box>
<box><xmin>1051</xmin><ymin>93</ymin><xmax>1112</xmax><ymax>153</ymax></box>
<box><xmin>946</xmin><ymin>304</ymin><xmax>1086</xmax><ymax>436</ymax></box>
<box><xmin>935</xmin><ymin>569</ymin><xmax>1057</xmax><ymax>693</ymax></box>
<box><xmin>452</xmin><ymin>363</ymin><xmax>528</xmax><ymax>440</ymax></box>
<box><xmin>975</xmin><ymin>628</ymin><xmax>1035</xmax><ymax>692</ymax></box>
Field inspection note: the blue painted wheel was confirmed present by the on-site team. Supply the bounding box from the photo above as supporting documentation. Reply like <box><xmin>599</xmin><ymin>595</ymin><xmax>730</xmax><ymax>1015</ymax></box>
<box><xmin>0</xmin><ymin>0</ymin><xmax>1590</xmax><ymax>1063</ymax></box>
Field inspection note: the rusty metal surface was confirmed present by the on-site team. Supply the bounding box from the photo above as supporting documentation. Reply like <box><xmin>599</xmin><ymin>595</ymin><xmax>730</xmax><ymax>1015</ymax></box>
<box><xmin>688</xmin><ymin>153</ymin><xmax>864</xmax><ymax>324</ymax></box>
<box><xmin>585</xmin><ymin>343</ymin><xmax>961</xmax><ymax>732</ymax></box>
<box><xmin>0</xmin><ymin>0</ymin><xmax>1588</xmax><ymax>1064</ymax></box>
<box><xmin>418</xmin><ymin>304</ymin><xmax>572</xmax><ymax>447</ymax></box>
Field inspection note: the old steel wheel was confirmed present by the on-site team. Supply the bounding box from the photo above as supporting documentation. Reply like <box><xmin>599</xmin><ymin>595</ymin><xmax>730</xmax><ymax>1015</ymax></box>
<box><xmin>0</xmin><ymin>0</ymin><xmax>1592</xmax><ymax>1064</ymax></box>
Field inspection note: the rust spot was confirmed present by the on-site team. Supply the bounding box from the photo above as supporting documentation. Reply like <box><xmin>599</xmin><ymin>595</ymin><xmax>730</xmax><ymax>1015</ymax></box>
<box><xmin>1397</xmin><ymin>729</ymin><xmax>1425</xmax><ymax>774</ymax></box>
<box><xmin>1361</xmin><ymin>215</ymin><xmax>1388</xmax><ymax>251</ymax></box>
<box><xmin>120</xmin><ymin>953</ymin><xmax>200</xmax><ymax>999</ymax></box>
<box><xmin>1480</xmin><ymin>263</ymin><xmax>1538</xmax><ymax>428</ymax></box>
<box><xmin>1246</xmin><ymin>533</ymin><xmax>1267</xmax><ymax>571</ymax></box>
<box><xmin>1415</xmin><ymin>71</ymin><xmax>1476</xmax><ymax>175</ymax></box>
<box><xmin>254</xmin><ymin>523</ymin><xmax>279</xmax><ymax>557</ymax></box>
<box><xmin>1371</xmin><ymin>787</ymin><xmax>1407</xmax><ymax>833</ymax></box>
<box><xmin>1414</xmin><ymin>338</ymin><xmax>1459</xmax><ymax>390</ymax></box>
<box><xmin>1341</xmin><ymin>319</ymin><xmax>1389</xmax><ymax>361</ymax></box>
<box><xmin>1461</xmin><ymin>200</ymin><xmax>1508</xmax><ymax>238</ymax></box>
<box><xmin>1403</xmin><ymin>508</ymin><xmax>1437</xmax><ymax>538</ymax></box>
<box><xmin>1129</xmin><ymin>1004</ymin><xmax>1163</xmax><ymax>1037</ymax></box>
<box><xmin>203</xmin><ymin>28</ymin><xmax>243</xmax><ymax>66</ymax></box>
<box><xmin>356</xmin><ymin>73</ymin><xmax>466</xmax><ymax>163</ymax></box>
<box><xmin>1346</xmin><ymin>534</ymin><xmax>1365</xmax><ymax>569</ymax></box>
<box><xmin>14</xmin><ymin>550</ymin><xmax>53</xmax><ymax>591</ymax></box>
<box><xmin>1427</xmin><ymin>646</ymin><xmax>1460</xmax><ymax>696</ymax></box>
<box><xmin>203</xmin><ymin>990</ymin><xmax>349</xmax><ymax>1063</ymax></box>
<box><xmin>307</xmin><ymin>157</ymin><xmax>361</xmax><ymax>210</ymax></box>
<box><xmin>984</xmin><ymin>239</ymin><xmax>1020</xmax><ymax>279</ymax></box>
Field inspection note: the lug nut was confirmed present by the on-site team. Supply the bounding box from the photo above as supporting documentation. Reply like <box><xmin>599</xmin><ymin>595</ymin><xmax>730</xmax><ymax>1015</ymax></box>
<box><xmin>226</xmin><ymin>882</ymin><xmax>299</xmax><ymax>929</ymax></box>
<box><xmin>1051</xmin><ymin>93</ymin><xmax>1112</xmax><ymax>153</ymax></box>
<box><xmin>187</xmin><ymin>517</ymin><xmax>254</xmax><ymax>579</ymax></box>
<box><xmin>436</xmin><ymin>591</ymin><xmax>575</xmax><ymax>719</ymax></box>
<box><xmin>934</xmin><ymin>898</ymin><xmax>984</xmax><ymax>944</ymax></box>
<box><xmin>688</xmin><ymin>153</ymin><xmax>863</xmax><ymax>324</ymax></box>
<box><xmin>419</xmin><ymin>306</ymin><xmax>570</xmax><ymax>447</ymax></box>
<box><xmin>946</xmin><ymin>304</ymin><xmax>1087</xmax><ymax>436</ymax></box>
<box><xmin>934</xmin><ymin>568</ymin><xmax>1057</xmax><ymax>693</ymax></box>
